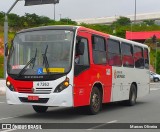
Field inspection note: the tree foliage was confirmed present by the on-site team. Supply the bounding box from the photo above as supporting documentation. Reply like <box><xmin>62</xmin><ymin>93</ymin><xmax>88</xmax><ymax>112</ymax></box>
<box><xmin>0</xmin><ymin>12</ymin><xmax>5</xmax><ymax>25</ymax></box>
<box><xmin>143</xmin><ymin>20</ymin><xmax>155</xmax><ymax>26</ymax></box>
<box><xmin>60</xmin><ymin>18</ymin><xmax>77</xmax><ymax>25</ymax></box>
<box><xmin>112</xmin><ymin>16</ymin><xmax>131</xmax><ymax>26</ymax></box>
<box><xmin>0</xmin><ymin>12</ymin><xmax>77</xmax><ymax>31</ymax></box>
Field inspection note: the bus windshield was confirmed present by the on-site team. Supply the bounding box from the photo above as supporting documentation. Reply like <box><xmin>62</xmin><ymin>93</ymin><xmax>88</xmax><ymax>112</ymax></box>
<box><xmin>7</xmin><ymin>30</ymin><xmax>74</xmax><ymax>76</ymax></box>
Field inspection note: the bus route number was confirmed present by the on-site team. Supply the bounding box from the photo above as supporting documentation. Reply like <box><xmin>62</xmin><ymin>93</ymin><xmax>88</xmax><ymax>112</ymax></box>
<box><xmin>37</xmin><ymin>82</ymin><xmax>49</xmax><ymax>87</ymax></box>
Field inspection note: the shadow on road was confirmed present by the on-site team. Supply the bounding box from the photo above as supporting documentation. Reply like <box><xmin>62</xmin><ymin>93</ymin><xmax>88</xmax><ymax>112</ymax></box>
<box><xmin>101</xmin><ymin>101</ymin><xmax>147</xmax><ymax>112</ymax></box>
<box><xmin>17</xmin><ymin>101</ymin><xmax>148</xmax><ymax>120</ymax></box>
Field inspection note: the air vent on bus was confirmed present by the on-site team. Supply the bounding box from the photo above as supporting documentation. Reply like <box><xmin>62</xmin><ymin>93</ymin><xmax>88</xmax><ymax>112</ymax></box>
<box><xmin>34</xmin><ymin>88</ymin><xmax>52</xmax><ymax>94</ymax></box>
<box><xmin>16</xmin><ymin>87</ymin><xmax>33</xmax><ymax>93</ymax></box>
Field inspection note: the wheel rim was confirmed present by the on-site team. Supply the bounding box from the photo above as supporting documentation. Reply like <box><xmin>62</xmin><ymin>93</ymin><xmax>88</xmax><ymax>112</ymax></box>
<box><xmin>92</xmin><ymin>93</ymin><xmax>100</xmax><ymax>111</ymax></box>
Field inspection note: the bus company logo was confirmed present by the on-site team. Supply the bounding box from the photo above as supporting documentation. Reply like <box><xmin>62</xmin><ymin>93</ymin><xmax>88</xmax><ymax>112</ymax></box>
<box><xmin>24</xmin><ymin>76</ymin><xmax>43</xmax><ymax>79</ymax></box>
<box><xmin>116</xmin><ymin>71</ymin><xmax>125</xmax><ymax>78</ymax></box>
<box><xmin>114</xmin><ymin>70</ymin><xmax>117</xmax><ymax>79</ymax></box>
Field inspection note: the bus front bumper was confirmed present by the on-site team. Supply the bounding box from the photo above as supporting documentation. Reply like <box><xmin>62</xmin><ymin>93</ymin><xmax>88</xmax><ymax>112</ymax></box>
<box><xmin>6</xmin><ymin>86</ymin><xmax>73</xmax><ymax>107</ymax></box>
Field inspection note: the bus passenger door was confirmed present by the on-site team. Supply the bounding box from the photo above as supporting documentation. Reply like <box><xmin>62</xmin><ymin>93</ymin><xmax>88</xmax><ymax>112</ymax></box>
<box><xmin>73</xmin><ymin>31</ymin><xmax>91</xmax><ymax>107</ymax></box>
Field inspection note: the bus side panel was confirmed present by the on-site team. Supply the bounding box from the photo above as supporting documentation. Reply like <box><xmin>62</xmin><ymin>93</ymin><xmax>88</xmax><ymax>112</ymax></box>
<box><xmin>73</xmin><ymin>29</ymin><xmax>112</xmax><ymax>107</ymax></box>
<box><xmin>92</xmin><ymin>65</ymin><xmax>113</xmax><ymax>104</ymax></box>
<box><xmin>73</xmin><ymin>30</ymin><xmax>92</xmax><ymax>107</ymax></box>
<box><xmin>102</xmin><ymin>65</ymin><xmax>112</xmax><ymax>103</ymax></box>
<box><xmin>73</xmin><ymin>65</ymin><xmax>112</xmax><ymax>107</ymax></box>
<box><xmin>73</xmin><ymin>70</ymin><xmax>92</xmax><ymax>107</ymax></box>
<box><xmin>91</xmin><ymin>65</ymin><xmax>113</xmax><ymax>104</ymax></box>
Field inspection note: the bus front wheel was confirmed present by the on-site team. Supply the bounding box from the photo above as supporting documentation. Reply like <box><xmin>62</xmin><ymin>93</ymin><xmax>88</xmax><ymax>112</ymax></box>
<box><xmin>32</xmin><ymin>105</ymin><xmax>48</xmax><ymax>113</ymax></box>
<box><xmin>87</xmin><ymin>86</ymin><xmax>102</xmax><ymax>115</ymax></box>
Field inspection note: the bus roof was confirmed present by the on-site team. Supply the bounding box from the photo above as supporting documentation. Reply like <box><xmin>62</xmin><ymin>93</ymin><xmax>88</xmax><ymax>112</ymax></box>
<box><xmin>17</xmin><ymin>25</ymin><xmax>148</xmax><ymax>49</ymax></box>
<box><xmin>77</xmin><ymin>26</ymin><xmax>148</xmax><ymax>49</ymax></box>
<box><xmin>17</xmin><ymin>25</ymin><xmax>79</xmax><ymax>34</ymax></box>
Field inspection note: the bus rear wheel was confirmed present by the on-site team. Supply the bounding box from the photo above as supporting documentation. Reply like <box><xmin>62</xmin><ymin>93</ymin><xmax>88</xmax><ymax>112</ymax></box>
<box><xmin>32</xmin><ymin>105</ymin><xmax>48</xmax><ymax>113</ymax></box>
<box><xmin>87</xmin><ymin>86</ymin><xmax>102</xmax><ymax>115</ymax></box>
<box><xmin>126</xmin><ymin>84</ymin><xmax>137</xmax><ymax>106</ymax></box>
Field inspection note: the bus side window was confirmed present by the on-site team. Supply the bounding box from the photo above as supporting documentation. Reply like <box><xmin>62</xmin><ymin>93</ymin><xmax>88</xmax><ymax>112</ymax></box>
<box><xmin>121</xmin><ymin>42</ymin><xmax>134</xmax><ymax>68</ymax></box>
<box><xmin>144</xmin><ymin>48</ymin><xmax>149</xmax><ymax>69</ymax></box>
<box><xmin>107</xmin><ymin>39</ymin><xmax>122</xmax><ymax>66</ymax></box>
<box><xmin>92</xmin><ymin>35</ymin><xmax>107</xmax><ymax>64</ymax></box>
<box><xmin>134</xmin><ymin>46</ymin><xmax>144</xmax><ymax>69</ymax></box>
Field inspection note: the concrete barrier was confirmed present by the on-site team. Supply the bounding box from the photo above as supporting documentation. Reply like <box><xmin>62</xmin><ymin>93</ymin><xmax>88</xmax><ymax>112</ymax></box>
<box><xmin>0</xmin><ymin>79</ymin><xmax>6</xmax><ymax>95</ymax></box>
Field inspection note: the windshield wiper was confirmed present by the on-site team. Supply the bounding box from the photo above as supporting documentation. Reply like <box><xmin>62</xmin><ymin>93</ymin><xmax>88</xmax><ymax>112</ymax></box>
<box><xmin>42</xmin><ymin>45</ymin><xmax>50</xmax><ymax>74</ymax></box>
<box><xmin>32</xmin><ymin>48</ymin><xmax>37</xmax><ymax>69</ymax></box>
<box><xmin>17</xmin><ymin>48</ymin><xmax>37</xmax><ymax>77</ymax></box>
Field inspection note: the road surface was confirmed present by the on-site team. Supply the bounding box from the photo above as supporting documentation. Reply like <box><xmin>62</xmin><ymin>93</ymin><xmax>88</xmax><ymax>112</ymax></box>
<box><xmin>0</xmin><ymin>84</ymin><xmax>160</xmax><ymax>132</ymax></box>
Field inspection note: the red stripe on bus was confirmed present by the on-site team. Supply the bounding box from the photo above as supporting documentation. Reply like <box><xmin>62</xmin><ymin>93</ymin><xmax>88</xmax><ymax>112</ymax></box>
<box><xmin>7</xmin><ymin>76</ymin><xmax>33</xmax><ymax>93</ymax></box>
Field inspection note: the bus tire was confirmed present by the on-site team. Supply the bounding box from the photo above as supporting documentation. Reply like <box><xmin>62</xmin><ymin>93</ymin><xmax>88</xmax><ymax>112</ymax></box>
<box><xmin>32</xmin><ymin>105</ymin><xmax>48</xmax><ymax>113</ymax></box>
<box><xmin>126</xmin><ymin>84</ymin><xmax>137</xmax><ymax>106</ymax></box>
<box><xmin>87</xmin><ymin>86</ymin><xmax>102</xmax><ymax>115</ymax></box>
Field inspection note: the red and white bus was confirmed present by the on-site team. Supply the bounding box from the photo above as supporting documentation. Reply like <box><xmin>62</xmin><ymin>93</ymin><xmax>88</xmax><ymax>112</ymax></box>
<box><xmin>6</xmin><ymin>26</ymin><xmax>150</xmax><ymax>114</ymax></box>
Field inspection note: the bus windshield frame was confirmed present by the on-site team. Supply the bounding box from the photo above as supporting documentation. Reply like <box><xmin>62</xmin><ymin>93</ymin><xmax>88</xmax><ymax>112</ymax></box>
<box><xmin>7</xmin><ymin>29</ymin><xmax>75</xmax><ymax>81</ymax></box>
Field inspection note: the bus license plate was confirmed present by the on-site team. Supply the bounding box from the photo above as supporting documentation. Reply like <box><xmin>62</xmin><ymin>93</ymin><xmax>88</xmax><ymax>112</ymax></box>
<box><xmin>28</xmin><ymin>96</ymin><xmax>39</xmax><ymax>101</ymax></box>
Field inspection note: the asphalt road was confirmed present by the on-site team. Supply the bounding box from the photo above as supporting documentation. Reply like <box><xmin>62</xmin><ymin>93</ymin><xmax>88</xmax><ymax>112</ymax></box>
<box><xmin>0</xmin><ymin>84</ymin><xmax>160</xmax><ymax>132</ymax></box>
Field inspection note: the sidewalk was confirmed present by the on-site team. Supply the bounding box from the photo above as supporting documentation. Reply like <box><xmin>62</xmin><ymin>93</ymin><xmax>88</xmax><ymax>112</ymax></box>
<box><xmin>0</xmin><ymin>79</ymin><xmax>6</xmax><ymax>95</ymax></box>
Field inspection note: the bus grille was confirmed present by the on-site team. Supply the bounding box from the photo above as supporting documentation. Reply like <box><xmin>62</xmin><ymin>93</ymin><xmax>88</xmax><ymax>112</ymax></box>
<box><xmin>34</xmin><ymin>88</ymin><xmax>52</xmax><ymax>94</ymax></box>
<box><xmin>16</xmin><ymin>87</ymin><xmax>33</xmax><ymax>93</ymax></box>
<box><xmin>16</xmin><ymin>87</ymin><xmax>52</xmax><ymax>94</ymax></box>
<box><xmin>19</xmin><ymin>97</ymin><xmax>49</xmax><ymax>103</ymax></box>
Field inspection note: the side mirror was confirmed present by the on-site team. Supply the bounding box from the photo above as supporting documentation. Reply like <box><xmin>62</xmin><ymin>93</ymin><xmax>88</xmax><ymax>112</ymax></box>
<box><xmin>76</xmin><ymin>42</ymin><xmax>85</xmax><ymax>55</ymax></box>
<box><xmin>5</xmin><ymin>43</ymin><xmax>8</xmax><ymax>56</ymax></box>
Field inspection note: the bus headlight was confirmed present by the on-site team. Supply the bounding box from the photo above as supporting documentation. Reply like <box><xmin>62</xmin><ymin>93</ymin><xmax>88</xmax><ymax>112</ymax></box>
<box><xmin>54</xmin><ymin>77</ymin><xmax>70</xmax><ymax>93</ymax></box>
<box><xmin>6</xmin><ymin>80</ymin><xmax>14</xmax><ymax>91</ymax></box>
<box><xmin>6</xmin><ymin>80</ymin><xmax>11</xmax><ymax>87</ymax></box>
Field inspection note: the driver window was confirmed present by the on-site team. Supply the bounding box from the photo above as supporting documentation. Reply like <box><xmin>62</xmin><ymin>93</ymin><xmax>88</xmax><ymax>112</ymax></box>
<box><xmin>75</xmin><ymin>37</ymin><xmax>89</xmax><ymax>65</ymax></box>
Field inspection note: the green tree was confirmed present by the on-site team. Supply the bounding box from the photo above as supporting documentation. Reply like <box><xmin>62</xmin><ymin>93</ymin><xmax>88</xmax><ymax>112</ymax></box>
<box><xmin>8</xmin><ymin>13</ymin><xmax>21</xmax><ymax>30</ymax></box>
<box><xmin>0</xmin><ymin>11</ymin><xmax>5</xmax><ymax>25</ymax></box>
<box><xmin>112</xmin><ymin>16</ymin><xmax>131</xmax><ymax>26</ymax></box>
<box><xmin>39</xmin><ymin>16</ymin><xmax>52</xmax><ymax>26</ymax></box>
<box><xmin>60</xmin><ymin>18</ymin><xmax>77</xmax><ymax>25</ymax></box>
<box><xmin>143</xmin><ymin>20</ymin><xmax>155</xmax><ymax>26</ymax></box>
<box><xmin>156</xmin><ymin>51</ymin><xmax>160</xmax><ymax>74</ymax></box>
